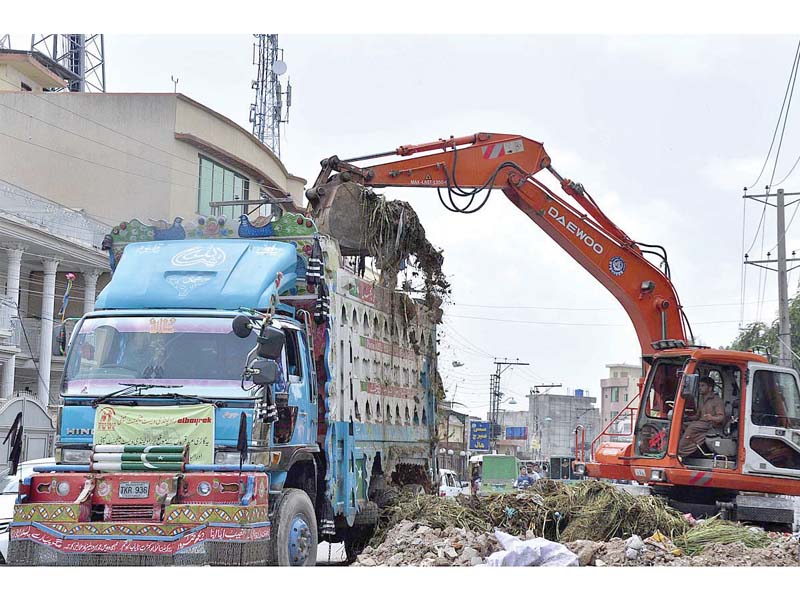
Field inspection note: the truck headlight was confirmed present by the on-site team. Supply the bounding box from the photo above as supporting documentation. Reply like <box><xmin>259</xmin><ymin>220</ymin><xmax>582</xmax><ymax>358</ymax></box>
<box><xmin>215</xmin><ymin>451</ymin><xmax>247</xmax><ymax>465</ymax></box>
<box><xmin>62</xmin><ymin>449</ymin><xmax>92</xmax><ymax>464</ymax></box>
<box><xmin>56</xmin><ymin>481</ymin><xmax>71</xmax><ymax>496</ymax></box>
<box><xmin>573</xmin><ymin>463</ymin><xmax>586</xmax><ymax>475</ymax></box>
<box><xmin>650</xmin><ymin>469</ymin><xmax>667</xmax><ymax>482</ymax></box>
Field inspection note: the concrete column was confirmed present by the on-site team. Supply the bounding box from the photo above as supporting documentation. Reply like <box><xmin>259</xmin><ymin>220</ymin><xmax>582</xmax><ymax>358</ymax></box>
<box><xmin>82</xmin><ymin>269</ymin><xmax>102</xmax><ymax>315</ymax></box>
<box><xmin>2</xmin><ymin>246</ymin><xmax>24</xmax><ymax>399</ymax></box>
<box><xmin>38</xmin><ymin>258</ymin><xmax>59</xmax><ymax>407</ymax></box>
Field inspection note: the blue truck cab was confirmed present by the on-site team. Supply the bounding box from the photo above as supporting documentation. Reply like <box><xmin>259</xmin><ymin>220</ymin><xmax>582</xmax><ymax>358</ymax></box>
<box><xmin>10</xmin><ymin>213</ymin><xmax>439</xmax><ymax>566</ymax></box>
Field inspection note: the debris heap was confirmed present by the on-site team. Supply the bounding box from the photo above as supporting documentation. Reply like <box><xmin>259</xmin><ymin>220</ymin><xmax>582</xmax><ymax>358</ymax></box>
<box><xmin>354</xmin><ymin>481</ymin><xmax>800</xmax><ymax>567</ymax></box>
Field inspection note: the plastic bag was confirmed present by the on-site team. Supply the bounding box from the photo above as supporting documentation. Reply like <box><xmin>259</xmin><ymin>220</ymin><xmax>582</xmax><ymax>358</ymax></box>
<box><xmin>484</xmin><ymin>529</ymin><xmax>579</xmax><ymax>567</ymax></box>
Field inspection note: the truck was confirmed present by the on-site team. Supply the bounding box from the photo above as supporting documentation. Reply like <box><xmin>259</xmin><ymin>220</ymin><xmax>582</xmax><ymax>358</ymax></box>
<box><xmin>304</xmin><ymin>132</ymin><xmax>800</xmax><ymax>528</ymax></box>
<box><xmin>8</xmin><ymin>210</ymin><xmax>440</xmax><ymax>565</ymax></box>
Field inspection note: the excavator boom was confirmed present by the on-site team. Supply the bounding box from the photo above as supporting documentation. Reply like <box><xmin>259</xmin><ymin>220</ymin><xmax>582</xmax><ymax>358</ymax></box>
<box><xmin>308</xmin><ymin>132</ymin><xmax>688</xmax><ymax>356</ymax></box>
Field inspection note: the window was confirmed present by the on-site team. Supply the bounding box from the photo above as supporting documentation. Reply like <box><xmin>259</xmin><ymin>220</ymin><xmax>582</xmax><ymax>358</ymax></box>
<box><xmin>750</xmin><ymin>437</ymin><xmax>800</xmax><ymax>470</ymax></box>
<box><xmin>197</xmin><ymin>156</ymin><xmax>250</xmax><ymax>219</ymax></box>
<box><xmin>284</xmin><ymin>330</ymin><xmax>304</xmax><ymax>380</ymax></box>
<box><xmin>611</xmin><ymin>388</ymin><xmax>620</xmax><ymax>403</ymax></box>
<box><xmin>751</xmin><ymin>370</ymin><xmax>800</xmax><ymax>429</ymax></box>
<box><xmin>634</xmin><ymin>359</ymin><xmax>682</xmax><ymax>458</ymax></box>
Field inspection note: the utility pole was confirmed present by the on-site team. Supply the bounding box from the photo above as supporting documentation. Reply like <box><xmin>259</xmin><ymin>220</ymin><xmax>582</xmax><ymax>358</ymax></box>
<box><xmin>744</xmin><ymin>188</ymin><xmax>800</xmax><ymax>367</ymax></box>
<box><xmin>489</xmin><ymin>359</ymin><xmax>528</xmax><ymax>451</ymax></box>
<box><xmin>777</xmin><ymin>189</ymin><xmax>791</xmax><ymax>367</ymax></box>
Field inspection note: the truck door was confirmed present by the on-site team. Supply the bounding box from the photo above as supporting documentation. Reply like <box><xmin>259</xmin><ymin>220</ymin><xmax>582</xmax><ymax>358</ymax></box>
<box><xmin>743</xmin><ymin>364</ymin><xmax>800</xmax><ymax>478</ymax></box>
<box><xmin>273</xmin><ymin>327</ymin><xmax>313</xmax><ymax>446</ymax></box>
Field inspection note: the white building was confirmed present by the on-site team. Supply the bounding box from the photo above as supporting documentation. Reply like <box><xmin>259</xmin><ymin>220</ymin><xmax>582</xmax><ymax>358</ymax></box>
<box><xmin>599</xmin><ymin>363</ymin><xmax>642</xmax><ymax>442</ymax></box>
<box><xmin>0</xmin><ymin>180</ymin><xmax>109</xmax><ymax>468</ymax></box>
<box><xmin>0</xmin><ymin>50</ymin><xmax>306</xmax><ymax>469</ymax></box>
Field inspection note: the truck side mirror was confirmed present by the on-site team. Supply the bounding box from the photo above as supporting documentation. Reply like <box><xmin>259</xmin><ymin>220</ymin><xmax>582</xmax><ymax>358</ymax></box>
<box><xmin>251</xmin><ymin>359</ymin><xmax>280</xmax><ymax>386</ymax></box>
<box><xmin>681</xmin><ymin>373</ymin><xmax>699</xmax><ymax>401</ymax></box>
<box><xmin>232</xmin><ymin>315</ymin><xmax>254</xmax><ymax>338</ymax></box>
<box><xmin>257</xmin><ymin>326</ymin><xmax>285</xmax><ymax>360</ymax></box>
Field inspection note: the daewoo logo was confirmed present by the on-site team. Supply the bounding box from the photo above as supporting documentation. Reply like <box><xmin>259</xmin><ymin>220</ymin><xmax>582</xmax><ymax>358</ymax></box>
<box><xmin>171</xmin><ymin>246</ymin><xmax>226</xmax><ymax>268</ymax></box>
<box><xmin>546</xmin><ymin>206</ymin><xmax>604</xmax><ymax>255</ymax></box>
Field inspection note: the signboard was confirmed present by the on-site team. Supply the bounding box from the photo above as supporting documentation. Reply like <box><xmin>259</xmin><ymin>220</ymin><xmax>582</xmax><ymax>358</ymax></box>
<box><xmin>469</xmin><ymin>420</ymin><xmax>491</xmax><ymax>451</ymax></box>
<box><xmin>505</xmin><ymin>426</ymin><xmax>528</xmax><ymax>440</ymax></box>
<box><xmin>94</xmin><ymin>405</ymin><xmax>214</xmax><ymax>464</ymax></box>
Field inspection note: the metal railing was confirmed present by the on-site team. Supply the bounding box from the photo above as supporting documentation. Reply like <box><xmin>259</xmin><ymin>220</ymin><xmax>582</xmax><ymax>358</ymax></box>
<box><xmin>589</xmin><ymin>393</ymin><xmax>640</xmax><ymax>461</ymax></box>
<box><xmin>0</xmin><ymin>179</ymin><xmax>108</xmax><ymax>249</ymax></box>
<box><xmin>0</xmin><ymin>294</ymin><xmax>13</xmax><ymax>336</ymax></box>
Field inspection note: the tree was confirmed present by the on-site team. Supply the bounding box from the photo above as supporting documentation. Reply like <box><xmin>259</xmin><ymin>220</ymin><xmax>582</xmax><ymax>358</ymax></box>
<box><xmin>728</xmin><ymin>291</ymin><xmax>800</xmax><ymax>369</ymax></box>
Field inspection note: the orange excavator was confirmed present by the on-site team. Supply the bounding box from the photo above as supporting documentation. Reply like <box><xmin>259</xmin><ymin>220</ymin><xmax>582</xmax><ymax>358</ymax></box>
<box><xmin>307</xmin><ymin>132</ymin><xmax>800</xmax><ymax>526</ymax></box>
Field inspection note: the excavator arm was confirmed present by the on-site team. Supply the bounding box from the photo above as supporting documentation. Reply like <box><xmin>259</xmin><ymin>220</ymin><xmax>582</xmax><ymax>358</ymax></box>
<box><xmin>307</xmin><ymin>132</ymin><xmax>689</xmax><ymax>357</ymax></box>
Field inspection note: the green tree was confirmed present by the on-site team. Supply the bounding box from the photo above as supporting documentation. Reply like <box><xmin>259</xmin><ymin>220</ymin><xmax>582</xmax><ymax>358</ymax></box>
<box><xmin>728</xmin><ymin>292</ymin><xmax>800</xmax><ymax>368</ymax></box>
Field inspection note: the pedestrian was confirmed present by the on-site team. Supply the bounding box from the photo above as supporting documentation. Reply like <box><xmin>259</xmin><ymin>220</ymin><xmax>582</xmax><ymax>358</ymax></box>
<box><xmin>515</xmin><ymin>466</ymin><xmax>535</xmax><ymax>489</ymax></box>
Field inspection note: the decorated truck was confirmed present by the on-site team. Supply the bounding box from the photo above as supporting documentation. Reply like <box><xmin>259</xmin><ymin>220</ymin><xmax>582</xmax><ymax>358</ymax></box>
<box><xmin>8</xmin><ymin>210</ymin><xmax>441</xmax><ymax>566</ymax></box>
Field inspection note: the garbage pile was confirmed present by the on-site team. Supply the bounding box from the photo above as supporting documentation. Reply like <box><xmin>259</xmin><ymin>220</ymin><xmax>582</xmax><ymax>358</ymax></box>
<box><xmin>353</xmin><ymin>480</ymin><xmax>800</xmax><ymax>566</ymax></box>
<box><xmin>372</xmin><ymin>480</ymin><xmax>689</xmax><ymax>546</ymax></box>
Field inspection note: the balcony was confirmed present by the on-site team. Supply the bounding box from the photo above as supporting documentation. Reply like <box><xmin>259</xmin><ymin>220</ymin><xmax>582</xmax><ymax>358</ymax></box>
<box><xmin>14</xmin><ymin>318</ymin><xmax>75</xmax><ymax>363</ymax></box>
<box><xmin>0</xmin><ymin>179</ymin><xmax>107</xmax><ymax>250</ymax></box>
<box><xmin>0</xmin><ymin>294</ymin><xmax>14</xmax><ymax>340</ymax></box>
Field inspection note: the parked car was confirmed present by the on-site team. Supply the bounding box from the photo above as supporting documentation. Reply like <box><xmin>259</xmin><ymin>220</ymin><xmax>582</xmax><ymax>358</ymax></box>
<box><xmin>438</xmin><ymin>469</ymin><xmax>468</xmax><ymax>498</ymax></box>
<box><xmin>0</xmin><ymin>458</ymin><xmax>55</xmax><ymax>564</ymax></box>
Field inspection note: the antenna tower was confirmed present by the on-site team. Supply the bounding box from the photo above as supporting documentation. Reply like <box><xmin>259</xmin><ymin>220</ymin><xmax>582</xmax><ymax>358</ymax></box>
<box><xmin>249</xmin><ymin>34</ymin><xmax>291</xmax><ymax>157</ymax></box>
<box><xmin>30</xmin><ymin>34</ymin><xmax>105</xmax><ymax>92</ymax></box>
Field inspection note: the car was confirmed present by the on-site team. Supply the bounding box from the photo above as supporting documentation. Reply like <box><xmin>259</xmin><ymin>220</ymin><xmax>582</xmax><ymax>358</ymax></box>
<box><xmin>0</xmin><ymin>458</ymin><xmax>55</xmax><ymax>564</ymax></box>
<box><xmin>438</xmin><ymin>468</ymin><xmax>468</xmax><ymax>498</ymax></box>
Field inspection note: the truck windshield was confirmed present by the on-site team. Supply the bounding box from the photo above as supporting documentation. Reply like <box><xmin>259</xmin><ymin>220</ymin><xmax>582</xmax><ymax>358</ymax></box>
<box><xmin>62</xmin><ymin>316</ymin><xmax>257</xmax><ymax>399</ymax></box>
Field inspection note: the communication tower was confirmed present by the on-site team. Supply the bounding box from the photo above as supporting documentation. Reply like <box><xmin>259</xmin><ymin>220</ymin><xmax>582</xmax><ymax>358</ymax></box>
<box><xmin>249</xmin><ymin>34</ymin><xmax>291</xmax><ymax>157</ymax></box>
<box><xmin>30</xmin><ymin>34</ymin><xmax>105</xmax><ymax>92</ymax></box>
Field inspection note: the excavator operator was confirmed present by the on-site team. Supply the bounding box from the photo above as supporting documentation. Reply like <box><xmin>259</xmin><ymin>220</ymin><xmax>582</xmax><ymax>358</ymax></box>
<box><xmin>678</xmin><ymin>376</ymin><xmax>724</xmax><ymax>458</ymax></box>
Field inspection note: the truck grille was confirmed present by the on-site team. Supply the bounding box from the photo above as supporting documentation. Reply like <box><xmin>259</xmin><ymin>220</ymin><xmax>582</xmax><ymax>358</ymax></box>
<box><xmin>0</xmin><ymin>520</ymin><xmax>10</xmax><ymax>535</ymax></box>
<box><xmin>107</xmin><ymin>504</ymin><xmax>159</xmax><ymax>521</ymax></box>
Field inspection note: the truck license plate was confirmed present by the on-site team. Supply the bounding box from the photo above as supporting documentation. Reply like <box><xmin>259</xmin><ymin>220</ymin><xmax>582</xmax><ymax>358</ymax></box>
<box><xmin>119</xmin><ymin>481</ymin><xmax>150</xmax><ymax>499</ymax></box>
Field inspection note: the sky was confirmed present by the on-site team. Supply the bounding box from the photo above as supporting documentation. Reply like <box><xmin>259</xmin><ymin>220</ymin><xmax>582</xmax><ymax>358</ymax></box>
<box><xmin>7</xmin><ymin>32</ymin><xmax>800</xmax><ymax>417</ymax></box>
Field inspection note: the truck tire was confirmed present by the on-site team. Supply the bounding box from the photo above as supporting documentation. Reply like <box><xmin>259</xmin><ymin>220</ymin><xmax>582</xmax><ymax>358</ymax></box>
<box><xmin>270</xmin><ymin>488</ymin><xmax>318</xmax><ymax>566</ymax></box>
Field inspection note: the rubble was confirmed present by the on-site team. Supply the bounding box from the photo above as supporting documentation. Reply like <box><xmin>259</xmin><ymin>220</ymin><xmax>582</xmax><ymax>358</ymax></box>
<box><xmin>351</xmin><ymin>480</ymin><xmax>800</xmax><ymax>566</ymax></box>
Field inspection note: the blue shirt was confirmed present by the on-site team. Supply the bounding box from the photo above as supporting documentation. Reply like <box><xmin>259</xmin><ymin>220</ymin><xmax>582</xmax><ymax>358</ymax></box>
<box><xmin>516</xmin><ymin>474</ymin><xmax>535</xmax><ymax>488</ymax></box>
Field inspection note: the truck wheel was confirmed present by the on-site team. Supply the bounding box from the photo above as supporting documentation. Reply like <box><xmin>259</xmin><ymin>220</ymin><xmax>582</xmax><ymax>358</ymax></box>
<box><xmin>271</xmin><ymin>488</ymin><xmax>318</xmax><ymax>566</ymax></box>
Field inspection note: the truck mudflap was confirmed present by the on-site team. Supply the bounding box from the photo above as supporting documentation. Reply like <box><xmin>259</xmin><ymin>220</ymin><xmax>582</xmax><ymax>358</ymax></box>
<box><xmin>8</xmin><ymin>470</ymin><xmax>271</xmax><ymax>566</ymax></box>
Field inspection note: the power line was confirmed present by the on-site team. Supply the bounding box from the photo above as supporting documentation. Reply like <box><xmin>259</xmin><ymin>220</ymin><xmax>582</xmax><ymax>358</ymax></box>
<box><xmin>747</xmin><ymin>40</ymin><xmax>800</xmax><ymax>190</ymax></box>
<box><xmin>0</xmin><ymin>129</ymin><xmax>200</xmax><ymax>192</ymax></box>
<box><xmin>0</xmin><ymin>102</ymin><xmax>201</xmax><ymax>180</ymax></box>
<box><xmin>26</xmin><ymin>93</ymin><xmax>292</xmax><ymax>198</ymax></box>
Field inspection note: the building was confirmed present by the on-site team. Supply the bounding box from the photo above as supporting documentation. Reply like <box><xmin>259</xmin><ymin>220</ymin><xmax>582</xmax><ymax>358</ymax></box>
<box><xmin>0</xmin><ymin>75</ymin><xmax>306</xmax><ymax>227</ymax></box>
<box><xmin>600</xmin><ymin>363</ymin><xmax>642</xmax><ymax>442</ymax></box>
<box><xmin>485</xmin><ymin>389</ymin><xmax>601</xmax><ymax>461</ymax></box>
<box><xmin>0</xmin><ymin>49</ymin><xmax>74</xmax><ymax>93</ymax></box>
<box><xmin>0</xmin><ymin>179</ymin><xmax>109</xmax><ymax>469</ymax></box>
<box><xmin>438</xmin><ymin>406</ymin><xmax>468</xmax><ymax>479</ymax></box>
<box><xmin>526</xmin><ymin>390</ymin><xmax>601</xmax><ymax>460</ymax></box>
<box><xmin>0</xmin><ymin>52</ymin><xmax>308</xmax><ymax>468</ymax></box>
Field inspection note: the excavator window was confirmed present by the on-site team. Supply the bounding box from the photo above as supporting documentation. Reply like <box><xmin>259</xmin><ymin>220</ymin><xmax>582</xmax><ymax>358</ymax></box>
<box><xmin>750</xmin><ymin>370</ymin><xmax>800</xmax><ymax>429</ymax></box>
<box><xmin>634</xmin><ymin>360</ymin><xmax>682</xmax><ymax>457</ymax></box>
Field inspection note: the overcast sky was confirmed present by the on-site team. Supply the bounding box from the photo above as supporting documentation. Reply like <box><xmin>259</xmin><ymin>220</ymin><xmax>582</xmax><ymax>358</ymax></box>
<box><xmin>10</xmin><ymin>33</ymin><xmax>800</xmax><ymax>416</ymax></box>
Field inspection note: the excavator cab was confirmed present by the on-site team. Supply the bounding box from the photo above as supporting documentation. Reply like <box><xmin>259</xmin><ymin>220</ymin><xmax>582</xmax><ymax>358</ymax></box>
<box><xmin>632</xmin><ymin>355</ymin><xmax>744</xmax><ymax>468</ymax></box>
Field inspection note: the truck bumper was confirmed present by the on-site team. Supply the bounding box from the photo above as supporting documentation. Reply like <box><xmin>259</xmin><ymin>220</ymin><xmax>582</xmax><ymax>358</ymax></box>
<box><xmin>8</xmin><ymin>512</ymin><xmax>271</xmax><ymax>566</ymax></box>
